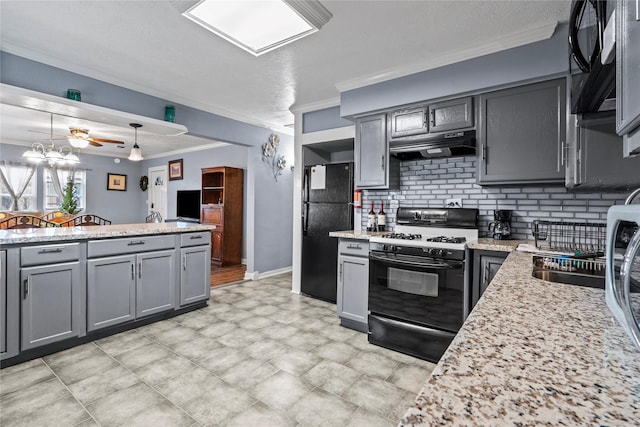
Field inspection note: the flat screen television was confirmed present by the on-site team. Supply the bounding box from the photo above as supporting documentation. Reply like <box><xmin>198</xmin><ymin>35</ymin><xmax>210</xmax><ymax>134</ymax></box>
<box><xmin>176</xmin><ymin>190</ymin><xmax>201</xmax><ymax>221</ymax></box>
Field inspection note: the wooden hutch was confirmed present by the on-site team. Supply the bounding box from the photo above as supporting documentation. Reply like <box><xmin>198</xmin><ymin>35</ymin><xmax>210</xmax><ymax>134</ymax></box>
<box><xmin>201</xmin><ymin>166</ymin><xmax>244</xmax><ymax>266</ymax></box>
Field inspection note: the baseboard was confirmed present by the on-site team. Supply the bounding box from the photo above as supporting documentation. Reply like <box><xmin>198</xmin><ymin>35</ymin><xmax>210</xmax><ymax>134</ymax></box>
<box><xmin>244</xmin><ymin>266</ymin><xmax>292</xmax><ymax>281</ymax></box>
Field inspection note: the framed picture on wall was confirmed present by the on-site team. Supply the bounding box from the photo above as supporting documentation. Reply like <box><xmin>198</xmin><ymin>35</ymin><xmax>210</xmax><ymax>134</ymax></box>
<box><xmin>169</xmin><ymin>159</ymin><xmax>183</xmax><ymax>180</ymax></box>
<box><xmin>107</xmin><ymin>173</ymin><xmax>127</xmax><ymax>191</ymax></box>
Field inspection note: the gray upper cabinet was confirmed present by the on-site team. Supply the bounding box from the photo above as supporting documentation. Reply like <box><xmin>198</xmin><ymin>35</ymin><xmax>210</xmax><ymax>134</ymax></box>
<box><xmin>389</xmin><ymin>107</ymin><xmax>428</xmax><ymax>138</ymax></box>
<box><xmin>617</xmin><ymin>0</ymin><xmax>640</xmax><ymax>137</ymax></box>
<box><xmin>428</xmin><ymin>97</ymin><xmax>474</xmax><ymax>133</ymax></box>
<box><xmin>617</xmin><ymin>0</ymin><xmax>640</xmax><ymax>157</ymax></box>
<box><xmin>478</xmin><ymin>78</ymin><xmax>567</xmax><ymax>185</ymax></box>
<box><xmin>355</xmin><ymin>114</ymin><xmax>400</xmax><ymax>189</ymax></box>
<box><xmin>21</xmin><ymin>262</ymin><xmax>81</xmax><ymax>350</ymax></box>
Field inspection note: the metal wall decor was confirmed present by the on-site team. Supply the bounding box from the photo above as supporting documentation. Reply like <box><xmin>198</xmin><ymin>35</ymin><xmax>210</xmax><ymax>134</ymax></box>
<box><xmin>262</xmin><ymin>133</ymin><xmax>286</xmax><ymax>182</ymax></box>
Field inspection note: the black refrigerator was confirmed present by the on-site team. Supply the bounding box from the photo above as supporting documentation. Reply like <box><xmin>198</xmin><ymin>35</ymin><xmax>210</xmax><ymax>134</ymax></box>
<box><xmin>301</xmin><ymin>162</ymin><xmax>354</xmax><ymax>303</ymax></box>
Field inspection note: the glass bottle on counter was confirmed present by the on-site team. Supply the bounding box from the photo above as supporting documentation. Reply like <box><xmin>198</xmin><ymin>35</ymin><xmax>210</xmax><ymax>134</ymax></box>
<box><xmin>367</xmin><ymin>202</ymin><xmax>377</xmax><ymax>231</ymax></box>
<box><xmin>377</xmin><ymin>202</ymin><xmax>386</xmax><ymax>232</ymax></box>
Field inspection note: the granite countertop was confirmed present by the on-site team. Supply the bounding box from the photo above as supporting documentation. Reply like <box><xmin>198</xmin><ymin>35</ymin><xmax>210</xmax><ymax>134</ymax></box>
<box><xmin>468</xmin><ymin>237</ymin><xmax>529</xmax><ymax>252</ymax></box>
<box><xmin>399</xmin><ymin>250</ymin><xmax>640</xmax><ymax>426</ymax></box>
<box><xmin>0</xmin><ymin>222</ymin><xmax>215</xmax><ymax>245</ymax></box>
<box><xmin>328</xmin><ymin>230</ymin><xmax>386</xmax><ymax>240</ymax></box>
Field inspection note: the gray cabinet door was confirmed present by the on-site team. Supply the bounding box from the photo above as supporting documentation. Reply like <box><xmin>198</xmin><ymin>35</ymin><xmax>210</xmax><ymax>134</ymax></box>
<box><xmin>617</xmin><ymin>0</ymin><xmax>640</xmax><ymax>136</ymax></box>
<box><xmin>1</xmin><ymin>251</ymin><xmax>5</xmax><ymax>354</ymax></box>
<box><xmin>389</xmin><ymin>107</ymin><xmax>428</xmax><ymax>138</ymax></box>
<box><xmin>355</xmin><ymin>114</ymin><xmax>389</xmax><ymax>188</ymax></box>
<box><xmin>471</xmin><ymin>251</ymin><xmax>508</xmax><ymax>308</ymax></box>
<box><xmin>180</xmin><ymin>246</ymin><xmax>211</xmax><ymax>306</ymax></box>
<box><xmin>136</xmin><ymin>250</ymin><xmax>176</xmax><ymax>318</ymax></box>
<box><xmin>337</xmin><ymin>254</ymin><xmax>369</xmax><ymax>329</ymax></box>
<box><xmin>20</xmin><ymin>262</ymin><xmax>80</xmax><ymax>350</ymax></box>
<box><xmin>624</xmin><ymin>127</ymin><xmax>640</xmax><ymax>158</ymax></box>
<box><xmin>428</xmin><ymin>97</ymin><xmax>474</xmax><ymax>133</ymax></box>
<box><xmin>87</xmin><ymin>255</ymin><xmax>136</xmax><ymax>332</ymax></box>
<box><xmin>478</xmin><ymin>78</ymin><xmax>566</xmax><ymax>185</ymax></box>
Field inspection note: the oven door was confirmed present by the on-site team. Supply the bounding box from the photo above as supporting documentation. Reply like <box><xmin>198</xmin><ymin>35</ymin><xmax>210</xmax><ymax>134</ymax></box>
<box><xmin>368</xmin><ymin>251</ymin><xmax>466</xmax><ymax>333</ymax></box>
<box><xmin>606</xmin><ymin>205</ymin><xmax>640</xmax><ymax>350</ymax></box>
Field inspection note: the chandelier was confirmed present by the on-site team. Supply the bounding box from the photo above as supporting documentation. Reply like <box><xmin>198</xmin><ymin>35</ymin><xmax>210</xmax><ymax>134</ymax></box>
<box><xmin>22</xmin><ymin>114</ymin><xmax>80</xmax><ymax>165</ymax></box>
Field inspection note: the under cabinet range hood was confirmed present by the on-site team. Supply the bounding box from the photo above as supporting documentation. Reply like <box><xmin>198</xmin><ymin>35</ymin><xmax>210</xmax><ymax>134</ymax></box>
<box><xmin>389</xmin><ymin>130</ymin><xmax>476</xmax><ymax>160</ymax></box>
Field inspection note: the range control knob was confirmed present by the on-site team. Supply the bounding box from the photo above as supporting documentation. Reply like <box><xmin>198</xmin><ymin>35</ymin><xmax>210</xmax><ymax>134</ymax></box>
<box><xmin>436</xmin><ymin>249</ymin><xmax>447</xmax><ymax>257</ymax></box>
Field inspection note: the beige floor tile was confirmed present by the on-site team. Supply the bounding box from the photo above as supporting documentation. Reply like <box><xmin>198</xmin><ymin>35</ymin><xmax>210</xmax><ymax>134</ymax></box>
<box><xmin>216</xmin><ymin>328</ymin><xmax>262</xmax><ymax>348</ymax></box>
<box><xmin>133</xmin><ymin>354</ymin><xmax>195</xmax><ymax>386</ymax></box>
<box><xmin>122</xmin><ymin>400</ymin><xmax>197</xmax><ymax>427</ymax></box>
<box><xmin>94</xmin><ymin>329</ymin><xmax>153</xmax><ymax>357</ymax></box>
<box><xmin>261</xmin><ymin>324</ymin><xmax>300</xmax><ymax>341</ymax></box>
<box><xmin>288</xmin><ymin>388</ymin><xmax>357</xmax><ymax>427</ymax></box>
<box><xmin>386</xmin><ymin>362</ymin><xmax>435</xmax><ymax>393</ymax></box>
<box><xmin>342</xmin><ymin>375</ymin><xmax>407</xmax><ymax>417</ymax></box>
<box><xmin>242</xmin><ymin>338</ymin><xmax>290</xmax><ymax>361</ymax></box>
<box><xmin>315</xmin><ymin>340</ymin><xmax>359</xmax><ymax>364</ymax></box>
<box><xmin>67</xmin><ymin>364</ymin><xmax>139</xmax><ymax>405</ymax></box>
<box><xmin>154</xmin><ymin>367</ymin><xmax>224</xmax><ymax>407</ymax></box>
<box><xmin>116</xmin><ymin>342</ymin><xmax>172</xmax><ymax>371</ymax></box>
<box><xmin>302</xmin><ymin>359</ymin><xmax>361</xmax><ymax>395</ymax></box>
<box><xmin>150</xmin><ymin>324</ymin><xmax>199</xmax><ymax>346</ymax></box>
<box><xmin>388</xmin><ymin>390</ymin><xmax>420</xmax><ymax>422</ymax></box>
<box><xmin>168</xmin><ymin>334</ymin><xmax>222</xmax><ymax>360</ymax></box>
<box><xmin>4</xmin><ymin>396</ymin><xmax>91</xmax><ymax>427</ymax></box>
<box><xmin>271</xmin><ymin>347</ymin><xmax>321</xmax><ymax>377</ymax></box>
<box><xmin>198</xmin><ymin>320</ymin><xmax>237</xmax><ymax>338</ymax></box>
<box><xmin>286</xmin><ymin>330</ymin><xmax>329</xmax><ymax>351</ymax></box>
<box><xmin>251</xmin><ymin>370</ymin><xmax>312</xmax><ymax>412</ymax></box>
<box><xmin>0</xmin><ymin>359</ymin><xmax>54</xmax><ymax>397</ymax></box>
<box><xmin>226</xmin><ymin>402</ymin><xmax>296</xmax><ymax>427</ymax></box>
<box><xmin>196</xmin><ymin>345</ymin><xmax>247</xmax><ymax>374</ymax></box>
<box><xmin>48</xmin><ymin>350</ymin><xmax>119</xmax><ymax>386</ymax></box>
<box><xmin>182</xmin><ymin>381</ymin><xmax>255</xmax><ymax>425</ymax></box>
<box><xmin>346</xmin><ymin>407</ymin><xmax>396</xmax><ymax>427</ymax></box>
<box><xmin>220</xmin><ymin>357</ymin><xmax>279</xmax><ymax>391</ymax></box>
<box><xmin>85</xmin><ymin>382</ymin><xmax>165</xmax><ymax>427</ymax></box>
<box><xmin>0</xmin><ymin>377</ymin><xmax>71</xmax><ymax>421</ymax></box>
<box><xmin>346</xmin><ymin>350</ymin><xmax>399</xmax><ymax>380</ymax></box>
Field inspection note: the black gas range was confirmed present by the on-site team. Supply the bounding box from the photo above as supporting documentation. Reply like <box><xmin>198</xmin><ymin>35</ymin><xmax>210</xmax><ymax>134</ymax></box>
<box><xmin>367</xmin><ymin>207</ymin><xmax>479</xmax><ymax>362</ymax></box>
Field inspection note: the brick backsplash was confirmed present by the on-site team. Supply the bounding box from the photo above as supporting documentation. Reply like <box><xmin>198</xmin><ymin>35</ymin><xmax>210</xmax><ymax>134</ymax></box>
<box><xmin>360</xmin><ymin>155</ymin><xmax>629</xmax><ymax>239</ymax></box>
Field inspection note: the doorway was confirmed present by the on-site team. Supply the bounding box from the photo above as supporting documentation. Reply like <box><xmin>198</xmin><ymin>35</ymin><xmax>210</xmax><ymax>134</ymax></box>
<box><xmin>147</xmin><ymin>166</ymin><xmax>168</xmax><ymax>221</ymax></box>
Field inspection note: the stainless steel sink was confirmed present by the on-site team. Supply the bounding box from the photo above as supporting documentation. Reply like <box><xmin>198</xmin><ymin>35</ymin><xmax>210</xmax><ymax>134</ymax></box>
<box><xmin>531</xmin><ymin>269</ymin><xmax>605</xmax><ymax>289</ymax></box>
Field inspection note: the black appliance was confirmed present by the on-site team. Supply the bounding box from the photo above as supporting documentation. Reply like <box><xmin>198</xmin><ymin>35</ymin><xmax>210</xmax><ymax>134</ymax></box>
<box><xmin>489</xmin><ymin>209</ymin><xmax>512</xmax><ymax>240</ymax></box>
<box><xmin>301</xmin><ymin>163</ymin><xmax>354</xmax><ymax>303</ymax></box>
<box><xmin>389</xmin><ymin>130</ymin><xmax>476</xmax><ymax>160</ymax></box>
<box><xmin>368</xmin><ymin>207</ymin><xmax>479</xmax><ymax>362</ymax></box>
<box><xmin>176</xmin><ymin>190</ymin><xmax>201</xmax><ymax>221</ymax></box>
<box><xmin>569</xmin><ymin>0</ymin><xmax>616</xmax><ymax>113</ymax></box>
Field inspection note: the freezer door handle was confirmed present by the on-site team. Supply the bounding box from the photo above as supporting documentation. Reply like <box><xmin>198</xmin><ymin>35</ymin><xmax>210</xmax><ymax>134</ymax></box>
<box><xmin>302</xmin><ymin>202</ymin><xmax>309</xmax><ymax>234</ymax></box>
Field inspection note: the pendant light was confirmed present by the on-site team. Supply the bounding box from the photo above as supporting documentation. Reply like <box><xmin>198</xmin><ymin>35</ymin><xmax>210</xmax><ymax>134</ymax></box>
<box><xmin>128</xmin><ymin>123</ymin><xmax>144</xmax><ymax>161</ymax></box>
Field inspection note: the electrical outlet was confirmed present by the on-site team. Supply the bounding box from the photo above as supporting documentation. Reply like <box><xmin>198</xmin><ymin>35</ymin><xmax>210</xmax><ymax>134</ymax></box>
<box><xmin>445</xmin><ymin>198</ymin><xmax>462</xmax><ymax>208</ymax></box>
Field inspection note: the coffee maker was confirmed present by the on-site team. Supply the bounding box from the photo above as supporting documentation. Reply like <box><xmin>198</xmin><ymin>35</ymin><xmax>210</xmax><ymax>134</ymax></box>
<box><xmin>489</xmin><ymin>210</ymin><xmax>512</xmax><ymax>240</ymax></box>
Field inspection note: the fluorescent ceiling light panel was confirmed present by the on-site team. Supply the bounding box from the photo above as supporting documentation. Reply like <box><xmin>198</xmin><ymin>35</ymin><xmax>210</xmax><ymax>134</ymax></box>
<box><xmin>180</xmin><ymin>0</ymin><xmax>331</xmax><ymax>56</ymax></box>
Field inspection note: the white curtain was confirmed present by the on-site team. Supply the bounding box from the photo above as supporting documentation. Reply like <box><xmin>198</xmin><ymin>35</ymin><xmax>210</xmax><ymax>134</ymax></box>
<box><xmin>48</xmin><ymin>165</ymin><xmax>77</xmax><ymax>204</ymax></box>
<box><xmin>0</xmin><ymin>163</ymin><xmax>37</xmax><ymax>210</ymax></box>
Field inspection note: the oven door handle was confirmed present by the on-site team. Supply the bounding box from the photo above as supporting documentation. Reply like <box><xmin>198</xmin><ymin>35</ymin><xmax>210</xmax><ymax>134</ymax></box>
<box><xmin>369</xmin><ymin>253</ymin><xmax>458</xmax><ymax>269</ymax></box>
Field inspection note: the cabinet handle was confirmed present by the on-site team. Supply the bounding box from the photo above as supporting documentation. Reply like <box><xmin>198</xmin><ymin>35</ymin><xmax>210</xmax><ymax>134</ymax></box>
<box><xmin>339</xmin><ymin>264</ymin><xmax>343</xmax><ymax>281</ymax></box>
<box><xmin>482</xmin><ymin>144</ymin><xmax>487</xmax><ymax>161</ymax></box>
<box><xmin>484</xmin><ymin>264</ymin><xmax>489</xmax><ymax>287</ymax></box>
<box><xmin>183</xmin><ymin>255</ymin><xmax>187</xmax><ymax>271</ymax></box>
<box><xmin>23</xmin><ymin>278</ymin><xmax>29</xmax><ymax>299</ymax></box>
<box><xmin>131</xmin><ymin>263</ymin><xmax>135</xmax><ymax>280</ymax></box>
<box><xmin>559</xmin><ymin>141</ymin><xmax>567</xmax><ymax>171</ymax></box>
<box><xmin>138</xmin><ymin>262</ymin><xmax>142</xmax><ymax>279</ymax></box>
<box><xmin>190</xmin><ymin>235</ymin><xmax>203</xmax><ymax>240</ymax></box>
<box><xmin>347</xmin><ymin>244</ymin><xmax>362</xmax><ymax>249</ymax></box>
<box><xmin>380</xmin><ymin>155</ymin><xmax>385</xmax><ymax>170</ymax></box>
<box><xmin>38</xmin><ymin>248</ymin><xmax>62</xmax><ymax>254</ymax></box>
<box><xmin>127</xmin><ymin>240</ymin><xmax>146</xmax><ymax>246</ymax></box>
<box><xmin>430</xmin><ymin>110</ymin><xmax>435</xmax><ymax>127</ymax></box>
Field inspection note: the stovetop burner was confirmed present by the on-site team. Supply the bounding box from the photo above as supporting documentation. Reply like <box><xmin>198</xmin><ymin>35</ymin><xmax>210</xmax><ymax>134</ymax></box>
<box><xmin>424</xmin><ymin>236</ymin><xmax>467</xmax><ymax>244</ymax></box>
<box><xmin>381</xmin><ymin>233</ymin><xmax>422</xmax><ymax>240</ymax></box>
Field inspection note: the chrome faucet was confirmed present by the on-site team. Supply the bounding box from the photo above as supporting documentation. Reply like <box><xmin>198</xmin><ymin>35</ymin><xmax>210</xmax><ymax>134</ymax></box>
<box><xmin>625</xmin><ymin>187</ymin><xmax>640</xmax><ymax>205</ymax></box>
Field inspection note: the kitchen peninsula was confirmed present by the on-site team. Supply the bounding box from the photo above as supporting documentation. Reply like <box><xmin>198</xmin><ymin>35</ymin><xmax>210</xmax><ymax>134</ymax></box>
<box><xmin>0</xmin><ymin>222</ymin><xmax>215</xmax><ymax>367</ymax></box>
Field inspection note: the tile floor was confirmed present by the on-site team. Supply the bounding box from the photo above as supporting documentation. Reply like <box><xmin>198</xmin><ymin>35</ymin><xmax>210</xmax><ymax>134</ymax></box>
<box><xmin>0</xmin><ymin>273</ymin><xmax>436</xmax><ymax>426</ymax></box>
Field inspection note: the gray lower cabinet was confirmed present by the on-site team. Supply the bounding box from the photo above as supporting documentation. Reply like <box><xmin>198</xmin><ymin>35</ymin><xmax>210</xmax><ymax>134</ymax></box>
<box><xmin>478</xmin><ymin>78</ymin><xmax>567</xmax><ymax>185</ymax></box>
<box><xmin>87</xmin><ymin>255</ymin><xmax>135</xmax><ymax>331</ymax></box>
<box><xmin>337</xmin><ymin>239</ymin><xmax>369</xmax><ymax>332</ymax></box>
<box><xmin>180</xmin><ymin>246</ymin><xmax>211</xmax><ymax>306</ymax></box>
<box><xmin>471</xmin><ymin>250</ymin><xmax>508</xmax><ymax>308</ymax></box>
<box><xmin>87</xmin><ymin>237</ymin><xmax>177</xmax><ymax>332</ymax></box>
<box><xmin>21</xmin><ymin>261</ymin><xmax>81</xmax><ymax>351</ymax></box>
<box><xmin>355</xmin><ymin>114</ymin><xmax>400</xmax><ymax>189</ymax></box>
<box><xmin>1</xmin><ymin>250</ymin><xmax>6</xmax><ymax>355</ymax></box>
<box><xmin>617</xmin><ymin>0</ymin><xmax>640</xmax><ymax>142</ymax></box>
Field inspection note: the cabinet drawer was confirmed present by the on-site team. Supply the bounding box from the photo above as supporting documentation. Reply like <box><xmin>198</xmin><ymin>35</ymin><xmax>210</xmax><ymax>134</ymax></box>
<box><xmin>202</xmin><ymin>206</ymin><xmax>223</xmax><ymax>224</ymax></box>
<box><xmin>21</xmin><ymin>243</ymin><xmax>80</xmax><ymax>267</ymax></box>
<box><xmin>338</xmin><ymin>240</ymin><xmax>369</xmax><ymax>257</ymax></box>
<box><xmin>88</xmin><ymin>235</ymin><xmax>175</xmax><ymax>258</ymax></box>
<box><xmin>180</xmin><ymin>231</ymin><xmax>211</xmax><ymax>247</ymax></box>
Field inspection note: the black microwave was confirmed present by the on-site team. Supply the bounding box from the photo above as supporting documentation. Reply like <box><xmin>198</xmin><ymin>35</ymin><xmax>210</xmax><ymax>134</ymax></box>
<box><xmin>569</xmin><ymin>0</ymin><xmax>616</xmax><ymax>114</ymax></box>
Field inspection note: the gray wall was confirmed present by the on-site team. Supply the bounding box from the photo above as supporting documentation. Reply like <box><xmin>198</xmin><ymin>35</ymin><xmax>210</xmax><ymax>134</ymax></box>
<box><xmin>302</xmin><ymin>106</ymin><xmax>353</xmax><ymax>133</ymax></box>
<box><xmin>1</xmin><ymin>52</ymin><xmax>294</xmax><ymax>275</ymax></box>
<box><xmin>1</xmin><ymin>142</ymin><xmax>143</xmax><ymax>224</ymax></box>
<box><xmin>340</xmin><ymin>23</ymin><xmax>569</xmax><ymax>118</ymax></box>
<box><xmin>360</xmin><ymin>155</ymin><xmax>628</xmax><ymax>239</ymax></box>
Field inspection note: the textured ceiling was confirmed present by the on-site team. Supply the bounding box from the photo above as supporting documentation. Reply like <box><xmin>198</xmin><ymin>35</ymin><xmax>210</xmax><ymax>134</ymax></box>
<box><xmin>0</xmin><ymin>0</ymin><xmax>571</xmax><ymax>148</ymax></box>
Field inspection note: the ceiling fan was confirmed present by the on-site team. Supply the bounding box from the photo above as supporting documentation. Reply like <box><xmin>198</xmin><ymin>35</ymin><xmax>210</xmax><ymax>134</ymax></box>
<box><xmin>29</xmin><ymin>126</ymin><xmax>125</xmax><ymax>148</ymax></box>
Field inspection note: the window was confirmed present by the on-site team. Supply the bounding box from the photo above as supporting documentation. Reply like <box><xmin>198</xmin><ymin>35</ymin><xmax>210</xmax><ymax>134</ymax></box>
<box><xmin>0</xmin><ymin>164</ymin><xmax>38</xmax><ymax>211</ymax></box>
<box><xmin>44</xmin><ymin>169</ymin><xmax>86</xmax><ymax>211</ymax></box>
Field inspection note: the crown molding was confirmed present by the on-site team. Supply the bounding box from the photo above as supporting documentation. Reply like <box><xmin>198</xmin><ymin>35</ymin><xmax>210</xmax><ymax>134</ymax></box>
<box><xmin>142</xmin><ymin>141</ymin><xmax>229</xmax><ymax>160</ymax></box>
<box><xmin>290</xmin><ymin>96</ymin><xmax>341</xmax><ymax>114</ymax></box>
<box><xmin>335</xmin><ymin>21</ymin><xmax>559</xmax><ymax>93</ymax></box>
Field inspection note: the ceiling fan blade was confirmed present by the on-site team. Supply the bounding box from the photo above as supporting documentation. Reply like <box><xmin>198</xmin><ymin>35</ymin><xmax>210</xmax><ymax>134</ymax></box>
<box><xmin>89</xmin><ymin>137</ymin><xmax>124</xmax><ymax>144</ymax></box>
<box><xmin>89</xmin><ymin>141</ymin><xmax>103</xmax><ymax>147</ymax></box>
